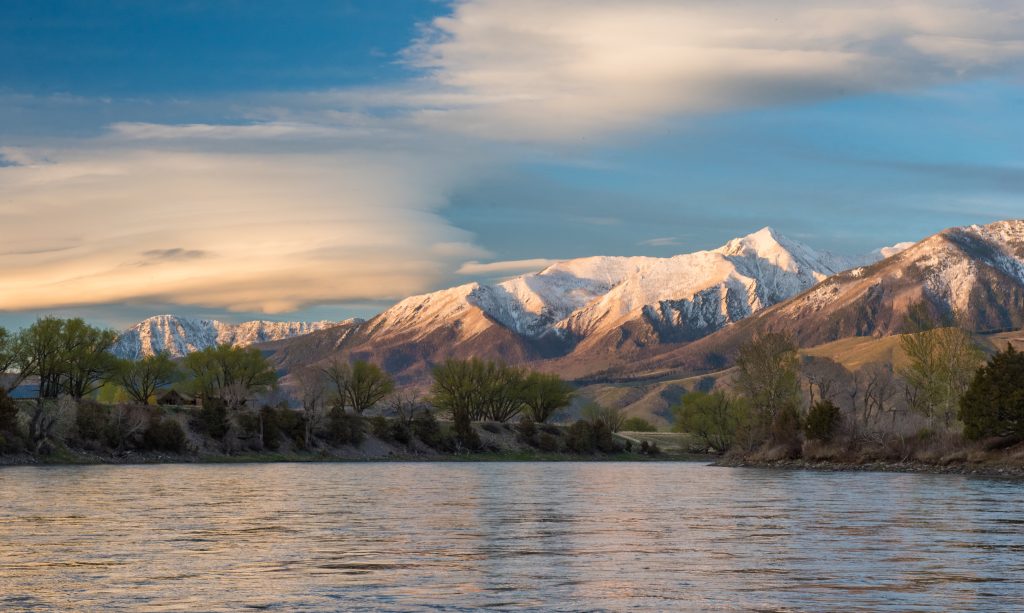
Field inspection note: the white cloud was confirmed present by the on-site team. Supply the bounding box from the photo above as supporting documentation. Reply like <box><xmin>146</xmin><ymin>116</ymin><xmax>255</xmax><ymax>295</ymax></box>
<box><xmin>0</xmin><ymin>124</ymin><xmax>494</xmax><ymax>313</ymax></box>
<box><xmin>4</xmin><ymin>0</ymin><xmax>1023</xmax><ymax>316</ymax></box>
<box><xmin>640</xmin><ymin>237</ymin><xmax>680</xmax><ymax>247</ymax></box>
<box><xmin>456</xmin><ymin>258</ymin><xmax>556</xmax><ymax>275</ymax></box>
<box><xmin>404</xmin><ymin>0</ymin><xmax>1024</xmax><ymax>141</ymax></box>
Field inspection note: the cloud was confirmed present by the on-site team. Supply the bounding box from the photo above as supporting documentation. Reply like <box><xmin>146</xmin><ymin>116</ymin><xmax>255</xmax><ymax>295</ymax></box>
<box><xmin>0</xmin><ymin>123</ymin><xmax>495</xmax><ymax>313</ymax></box>
<box><xmin>138</xmin><ymin>248</ymin><xmax>209</xmax><ymax>264</ymax></box>
<box><xmin>640</xmin><ymin>237</ymin><xmax>680</xmax><ymax>247</ymax></box>
<box><xmin>456</xmin><ymin>258</ymin><xmax>556</xmax><ymax>275</ymax></box>
<box><xmin>404</xmin><ymin>0</ymin><xmax>1024</xmax><ymax>141</ymax></box>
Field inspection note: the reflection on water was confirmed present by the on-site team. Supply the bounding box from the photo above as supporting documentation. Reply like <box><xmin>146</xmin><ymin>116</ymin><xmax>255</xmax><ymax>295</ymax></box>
<box><xmin>0</xmin><ymin>462</ymin><xmax>1022</xmax><ymax>611</ymax></box>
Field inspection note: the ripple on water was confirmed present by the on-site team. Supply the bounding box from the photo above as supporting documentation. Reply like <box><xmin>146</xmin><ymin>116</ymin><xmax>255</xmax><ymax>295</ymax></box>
<box><xmin>0</xmin><ymin>462</ymin><xmax>1022</xmax><ymax>611</ymax></box>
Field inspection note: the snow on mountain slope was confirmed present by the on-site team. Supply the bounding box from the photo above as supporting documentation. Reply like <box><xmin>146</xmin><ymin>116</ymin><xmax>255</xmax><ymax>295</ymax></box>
<box><xmin>361</xmin><ymin>227</ymin><xmax>880</xmax><ymax>351</ymax></box>
<box><xmin>113</xmin><ymin>315</ymin><xmax>353</xmax><ymax>359</ymax></box>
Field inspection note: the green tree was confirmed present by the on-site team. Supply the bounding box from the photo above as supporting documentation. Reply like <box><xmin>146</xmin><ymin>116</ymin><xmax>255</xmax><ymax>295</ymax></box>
<box><xmin>804</xmin><ymin>400</ymin><xmax>842</xmax><ymax>442</ymax></box>
<box><xmin>0</xmin><ymin>327</ymin><xmax>33</xmax><ymax>392</ymax></box>
<box><xmin>344</xmin><ymin>361</ymin><xmax>394</xmax><ymax>414</ymax></box>
<box><xmin>60</xmin><ymin>318</ymin><xmax>119</xmax><ymax>399</ymax></box>
<box><xmin>900</xmin><ymin>326</ymin><xmax>984</xmax><ymax>426</ymax></box>
<box><xmin>480</xmin><ymin>362</ymin><xmax>527</xmax><ymax>422</ymax></box>
<box><xmin>20</xmin><ymin>317</ymin><xmax>68</xmax><ymax>399</ymax></box>
<box><xmin>113</xmin><ymin>353</ymin><xmax>181</xmax><ymax>404</ymax></box>
<box><xmin>429</xmin><ymin>358</ymin><xmax>487</xmax><ymax>421</ymax></box>
<box><xmin>673</xmin><ymin>391</ymin><xmax>751</xmax><ymax>453</ymax></box>
<box><xmin>736</xmin><ymin>332</ymin><xmax>802</xmax><ymax>436</ymax></box>
<box><xmin>521</xmin><ymin>371</ymin><xmax>573</xmax><ymax>423</ymax></box>
<box><xmin>322</xmin><ymin>359</ymin><xmax>395</xmax><ymax>414</ymax></box>
<box><xmin>959</xmin><ymin>344</ymin><xmax>1024</xmax><ymax>440</ymax></box>
<box><xmin>183</xmin><ymin>344</ymin><xmax>278</xmax><ymax>408</ymax></box>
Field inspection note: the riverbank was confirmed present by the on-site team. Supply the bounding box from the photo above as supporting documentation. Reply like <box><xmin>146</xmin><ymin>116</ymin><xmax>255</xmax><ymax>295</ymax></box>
<box><xmin>715</xmin><ymin>456</ymin><xmax>1024</xmax><ymax>478</ymax></box>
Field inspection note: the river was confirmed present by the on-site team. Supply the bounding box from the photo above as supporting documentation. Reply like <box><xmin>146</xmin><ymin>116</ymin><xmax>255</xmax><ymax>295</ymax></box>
<box><xmin>0</xmin><ymin>462</ymin><xmax>1021</xmax><ymax>611</ymax></box>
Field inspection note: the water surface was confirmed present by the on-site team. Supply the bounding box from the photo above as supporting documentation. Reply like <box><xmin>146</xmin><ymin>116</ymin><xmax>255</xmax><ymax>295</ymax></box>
<box><xmin>1</xmin><ymin>462</ymin><xmax>1021</xmax><ymax>611</ymax></box>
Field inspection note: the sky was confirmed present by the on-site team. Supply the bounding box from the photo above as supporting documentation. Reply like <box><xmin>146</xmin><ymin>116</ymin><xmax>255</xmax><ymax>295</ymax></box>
<box><xmin>1</xmin><ymin>0</ymin><xmax>1023</xmax><ymax>329</ymax></box>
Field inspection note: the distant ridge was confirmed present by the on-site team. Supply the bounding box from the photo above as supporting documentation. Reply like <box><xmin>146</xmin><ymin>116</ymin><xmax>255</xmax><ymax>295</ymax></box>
<box><xmin>255</xmin><ymin>227</ymin><xmax>909</xmax><ymax>382</ymax></box>
<box><xmin>112</xmin><ymin>315</ymin><xmax>360</xmax><ymax>359</ymax></box>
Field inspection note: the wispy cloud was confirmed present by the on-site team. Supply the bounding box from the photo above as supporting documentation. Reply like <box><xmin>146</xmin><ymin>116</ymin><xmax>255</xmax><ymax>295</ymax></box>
<box><xmin>404</xmin><ymin>0</ymin><xmax>1024</xmax><ymax>141</ymax></box>
<box><xmin>3</xmin><ymin>0</ymin><xmax>1022</xmax><ymax>316</ymax></box>
<box><xmin>457</xmin><ymin>258</ymin><xmax>555</xmax><ymax>275</ymax></box>
<box><xmin>640</xmin><ymin>237</ymin><xmax>680</xmax><ymax>247</ymax></box>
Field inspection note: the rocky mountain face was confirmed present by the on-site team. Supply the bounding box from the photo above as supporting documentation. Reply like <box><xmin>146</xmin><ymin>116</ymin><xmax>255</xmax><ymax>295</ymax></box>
<box><xmin>112</xmin><ymin>315</ymin><xmax>357</xmax><ymax>359</ymax></box>
<box><xmin>258</xmin><ymin>227</ymin><xmax>899</xmax><ymax>381</ymax></box>
<box><xmin>615</xmin><ymin>220</ymin><xmax>1024</xmax><ymax>380</ymax></box>
<box><xmin>121</xmin><ymin>221</ymin><xmax>1024</xmax><ymax>388</ymax></box>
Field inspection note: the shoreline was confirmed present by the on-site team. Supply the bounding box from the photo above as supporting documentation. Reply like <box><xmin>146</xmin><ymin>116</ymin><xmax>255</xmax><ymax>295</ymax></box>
<box><xmin>0</xmin><ymin>449</ymin><xmax>716</xmax><ymax>467</ymax></box>
<box><xmin>714</xmin><ymin>457</ymin><xmax>1024</xmax><ymax>478</ymax></box>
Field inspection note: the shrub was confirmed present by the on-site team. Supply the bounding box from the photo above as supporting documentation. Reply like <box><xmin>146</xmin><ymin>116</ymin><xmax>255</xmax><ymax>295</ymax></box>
<box><xmin>452</xmin><ymin>404</ymin><xmax>481</xmax><ymax>451</ymax></box>
<box><xmin>75</xmin><ymin>400</ymin><xmax>110</xmax><ymax>443</ymax></box>
<box><xmin>324</xmin><ymin>407</ymin><xmax>365</xmax><ymax>446</ymax></box>
<box><xmin>411</xmin><ymin>410</ymin><xmax>446</xmax><ymax>449</ymax></box>
<box><xmin>0</xmin><ymin>389</ymin><xmax>19</xmax><ymax>434</ymax></box>
<box><xmin>566</xmin><ymin>420</ymin><xmax>595</xmax><ymax>454</ymax></box>
<box><xmin>565</xmin><ymin>419</ymin><xmax>619</xmax><ymax>454</ymax></box>
<box><xmin>537</xmin><ymin>432</ymin><xmax>559</xmax><ymax>452</ymax></box>
<box><xmin>960</xmin><ymin>344</ymin><xmax>1024</xmax><ymax>440</ymax></box>
<box><xmin>369</xmin><ymin>415</ymin><xmax>391</xmax><ymax>440</ymax></box>
<box><xmin>539</xmin><ymin>423</ymin><xmax>561</xmax><ymax>436</ymax></box>
<box><xmin>621</xmin><ymin>416</ymin><xmax>657</xmax><ymax>432</ymax></box>
<box><xmin>194</xmin><ymin>398</ymin><xmax>229</xmax><ymax>440</ymax></box>
<box><xmin>673</xmin><ymin>391</ymin><xmax>751</xmax><ymax>453</ymax></box>
<box><xmin>516</xmin><ymin>415</ymin><xmax>537</xmax><ymax>443</ymax></box>
<box><xmin>581</xmin><ymin>402</ymin><xmax>626</xmax><ymax>432</ymax></box>
<box><xmin>804</xmin><ymin>400</ymin><xmax>842</xmax><ymax>442</ymax></box>
<box><xmin>389</xmin><ymin>419</ymin><xmax>411</xmax><ymax>446</ymax></box>
<box><xmin>142</xmin><ymin>417</ymin><xmax>187</xmax><ymax>453</ymax></box>
<box><xmin>261</xmin><ymin>407</ymin><xmax>305</xmax><ymax>450</ymax></box>
<box><xmin>771</xmin><ymin>404</ymin><xmax>803</xmax><ymax>447</ymax></box>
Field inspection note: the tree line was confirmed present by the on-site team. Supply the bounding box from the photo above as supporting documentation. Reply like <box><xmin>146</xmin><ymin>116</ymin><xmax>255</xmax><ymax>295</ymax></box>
<box><xmin>674</xmin><ymin>311</ymin><xmax>1024</xmax><ymax>461</ymax></box>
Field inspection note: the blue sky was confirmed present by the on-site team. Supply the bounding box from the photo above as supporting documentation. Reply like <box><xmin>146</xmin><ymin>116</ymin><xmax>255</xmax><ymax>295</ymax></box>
<box><xmin>1</xmin><ymin>0</ymin><xmax>1023</xmax><ymax>329</ymax></box>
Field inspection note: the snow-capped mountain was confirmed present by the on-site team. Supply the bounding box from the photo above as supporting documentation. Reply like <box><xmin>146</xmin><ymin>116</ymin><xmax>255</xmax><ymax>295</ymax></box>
<box><xmin>113</xmin><ymin>315</ymin><xmax>356</xmax><ymax>359</ymax></box>
<box><xmin>619</xmin><ymin>219</ymin><xmax>1024</xmax><ymax>379</ymax></box>
<box><xmin>369</xmin><ymin>227</ymin><xmax>879</xmax><ymax>345</ymax></box>
<box><xmin>265</xmin><ymin>227</ymin><xmax>903</xmax><ymax>381</ymax></box>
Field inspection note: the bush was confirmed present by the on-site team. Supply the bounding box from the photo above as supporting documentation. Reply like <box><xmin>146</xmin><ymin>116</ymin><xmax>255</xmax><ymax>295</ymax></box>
<box><xmin>960</xmin><ymin>344</ymin><xmax>1024</xmax><ymax>440</ymax></box>
<box><xmin>537</xmin><ymin>432</ymin><xmax>559</xmax><ymax>452</ymax></box>
<box><xmin>771</xmin><ymin>405</ymin><xmax>803</xmax><ymax>447</ymax></box>
<box><xmin>75</xmin><ymin>400</ymin><xmax>110</xmax><ymax>443</ymax></box>
<box><xmin>410</xmin><ymin>410</ymin><xmax>446</xmax><ymax>449</ymax></box>
<box><xmin>565</xmin><ymin>419</ymin><xmax>619</xmax><ymax>454</ymax></box>
<box><xmin>324</xmin><ymin>407</ymin><xmax>365</xmax><ymax>446</ymax></box>
<box><xmin>516</xmin><ymin>415</ymin><xmax>537</xmax><ymax>443</ymax></box>
<box><xmin>804</xmin><ymin>400</ymin><xmax>842</xmax><ymax>442</ymax></box>
<box><xmin>0</xmin><ymin>389</ymin><xmax>19</xmax><ymax>434</ymax></box>
<box><xmin>369</xmin><ymin>415</ymin><xmax>391</xmax><ymax>440</ymax></box>
<box><xmin>194</xmin><ymin>398</ymin><xmax>229</xmax><ymax>440</ymax></box>
<box><xmin>142</xmin><ymin>417</ymin><xmax>187</xmax><ymax>453</ymax></box>
<box><xmin>261</xmin><ymin>407</ymin><xmax>305</xmax><ymax>450</ymax></box>
<box><xmin>452</xmin><ymin>408</ymin><xmax>481</xmax><ymax>451</ymax></box>
<box><xmin>621</xmin><ymin>416</ymin><xmax>657</xmax><ymax>432</ymax></box>
<box><xmin>673</xmin><ymin>391</ymin><xmax>751</xmax><ymax>453</ymax></box>
<box><xmin>389</xmin><ymin>419</ymin><xmax>411</xmax><ymax>446</ymax></box>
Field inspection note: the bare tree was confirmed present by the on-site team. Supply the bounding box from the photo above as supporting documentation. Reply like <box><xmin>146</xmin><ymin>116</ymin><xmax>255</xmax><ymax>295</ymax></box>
<box><xmin>294</xmin><ymin>367</ymin><xmax>328</xmax><ymax>447</ymax></box>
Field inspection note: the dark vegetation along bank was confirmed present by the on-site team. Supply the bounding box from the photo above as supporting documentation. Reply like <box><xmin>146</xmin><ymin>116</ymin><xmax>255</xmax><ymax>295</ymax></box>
<box><xmin>0</xmin><ymin>317</ymin><xmax>673</xmax><ymax>465</ymax></box>
<box><xmin>674</xmin><ymin>309</ymin><xmax>1024</xmax><ymax>477</ymax></box>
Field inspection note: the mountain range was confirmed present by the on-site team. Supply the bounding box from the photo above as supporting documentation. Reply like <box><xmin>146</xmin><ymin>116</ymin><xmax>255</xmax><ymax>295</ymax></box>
<box><xmin>114</xmin><ymin>220</ymin><xmax>1024</xmax><ymax>397</ymax></box>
